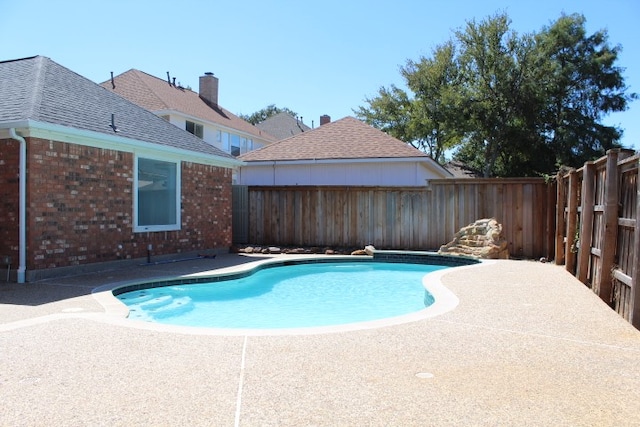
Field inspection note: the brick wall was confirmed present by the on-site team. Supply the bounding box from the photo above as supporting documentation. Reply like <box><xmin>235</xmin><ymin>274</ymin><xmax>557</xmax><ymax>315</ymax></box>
<box><xmin>0</xmin><ymin>139</ymin><xmax>20</xmax><ymax>265</ymax></box>
<box><xmin>24</xmin><ymin>138</ymin><xmax>232</xmax><ymax>274</ymax></box>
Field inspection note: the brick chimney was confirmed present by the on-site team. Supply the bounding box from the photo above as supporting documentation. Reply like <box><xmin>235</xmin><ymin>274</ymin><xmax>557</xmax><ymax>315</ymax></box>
<box><xmin>320</xmin><ymin>114</ymin><xmax>331</xmax><ymax>125</ymax></box>
<box><xmin>199</xmin><ymin>72</ymin><xmax>219</xmax><ymax>107</ymax></box>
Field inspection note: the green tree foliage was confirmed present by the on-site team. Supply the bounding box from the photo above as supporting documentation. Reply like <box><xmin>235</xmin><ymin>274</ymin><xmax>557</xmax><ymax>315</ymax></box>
<box><xmin>354</xmin><ymin>41</ymin><xmax>462</xmax><ymax>162</ymax></box>
<box><xmin>454</xmin><ymin>14</ymin><xmax>543</xmax><ymax>176</ymax></box>
<box><xmin>535</xmin><ymin>14</ymin><xmax>635</xmax><ymax>167</ymax></box>
<box><xmin>356</xmin><ymin>12</ymin><xmax>636</xmax><ymax>177</ymax></box>
<box><xmin>240</xmin><ymin>104</ymin><xmax>298</xmax><ymax>125</ymax></box>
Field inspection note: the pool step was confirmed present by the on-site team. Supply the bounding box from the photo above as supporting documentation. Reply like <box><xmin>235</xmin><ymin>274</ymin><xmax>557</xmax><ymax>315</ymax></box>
<box><xmin>139</xmin><ymin>295</ymin><xmax>173</xmax><ymax>310</ymax></box>
<box><xmin>151</xmin><ymin>297</ymin><xmax>194</xmax><ymax>318</ymax></box>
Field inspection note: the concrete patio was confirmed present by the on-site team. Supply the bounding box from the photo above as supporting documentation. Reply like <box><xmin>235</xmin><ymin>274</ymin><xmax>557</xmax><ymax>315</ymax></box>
<box><xmin>1</xmin><ymin>254</ymin><xmax>639</xmax><ymax>426</ymax></box>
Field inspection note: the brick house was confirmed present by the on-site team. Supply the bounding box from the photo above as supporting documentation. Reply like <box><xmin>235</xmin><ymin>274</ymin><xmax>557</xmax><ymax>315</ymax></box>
<box><xmin>0</xmin><ymin>56</ymin><xmax>241</xmax><ymax>282</ymax></box>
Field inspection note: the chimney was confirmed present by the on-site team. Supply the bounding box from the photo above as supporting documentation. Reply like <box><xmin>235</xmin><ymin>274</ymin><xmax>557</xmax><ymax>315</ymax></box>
<box><xmin>199</xmin><ymin>72</ymin><xmax>219</xmax><ymax>107</ymax></box>
<box><xmin>320</xmin><ymin>114</ymin><xmax>331</xmax><ymax>126</ymax></box>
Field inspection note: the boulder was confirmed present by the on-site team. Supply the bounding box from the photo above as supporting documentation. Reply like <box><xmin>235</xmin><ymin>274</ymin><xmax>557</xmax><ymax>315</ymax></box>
<box><xmin>438</xmin><ymin>218</ymin><xmax>509</xmax><ymax>259</ymax></box>
<box><xmin>351</xmin><ymin>249</ymin><xmax>368</xmax><ymax>256</ymax></box>
<box><xmin>364</xmin><ymin>245</ymin><xmax>376</xmax><ymax>256</ymax></box>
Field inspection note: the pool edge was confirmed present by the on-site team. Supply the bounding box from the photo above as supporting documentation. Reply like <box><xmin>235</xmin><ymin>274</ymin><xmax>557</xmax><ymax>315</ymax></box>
<box><xmin>91</xmin><ymin>254</ymin><xmax>489</xmax><ymax>336</ymax></box>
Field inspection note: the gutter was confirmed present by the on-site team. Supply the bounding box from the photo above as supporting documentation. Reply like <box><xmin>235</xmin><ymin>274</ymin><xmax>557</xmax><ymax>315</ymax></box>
<box><xmin>8</xmin><ymin>128</ymin><xmax>26</xmax><ymax>283</ymax></box>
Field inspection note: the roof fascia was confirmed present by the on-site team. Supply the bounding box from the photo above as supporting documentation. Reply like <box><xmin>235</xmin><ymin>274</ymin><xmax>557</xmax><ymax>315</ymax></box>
<box><xmin>241</xmin><ymin>157</ymin><xmax>432</xmax><ymax>166</ymax></box>
<box><xmin>241</xmin><ymin>156</ymin><xmax>452</xmax><ymax>178</ymax></box>
<box><xmin>0</xmin><ymin>120</ymin><xmax>243</xmax><ymax>168</ymax></box>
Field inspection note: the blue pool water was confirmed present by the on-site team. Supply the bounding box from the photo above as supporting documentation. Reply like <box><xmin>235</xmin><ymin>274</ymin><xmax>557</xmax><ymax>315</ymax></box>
<box><xmin>116</xmin><ymin>261</ymin><xmax>449</xmax><ymax>329</ymax></box>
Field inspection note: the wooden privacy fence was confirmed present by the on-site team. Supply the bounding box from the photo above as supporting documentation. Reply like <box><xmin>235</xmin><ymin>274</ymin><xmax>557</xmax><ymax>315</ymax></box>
<box><xmin>239</xmin><ymin>179</ymin><xmax>554</xmax><ymax>260</ymax></box>
<box><xmin>555</xmin><ymin>149</ymin><xmax>639</xmax><ymax>329</ymax></box>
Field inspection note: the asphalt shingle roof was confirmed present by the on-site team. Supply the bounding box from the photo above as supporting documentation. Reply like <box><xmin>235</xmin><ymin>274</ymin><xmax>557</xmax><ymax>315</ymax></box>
<box><xmin>0</xmin><ymin>56</ymin><xmax>236</xmax><ymax>161</ymax></box>
<box><xmin>239</xmin><ymin>116</ymin><xmax>430</xmax><ymax>161</ymax></box>
<box><xmin>255</xmin><ymin>112</ymin><xmax>311</xmax><ymax>141</ymax></box>
<box><xmin>101</xmin><ymin>69</ymin><xmax>276</xmax><ymax>143</ymax></box>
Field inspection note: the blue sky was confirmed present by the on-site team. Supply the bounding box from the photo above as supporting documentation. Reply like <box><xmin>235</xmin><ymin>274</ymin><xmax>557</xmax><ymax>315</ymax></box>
<box><xmin>2</xmin><ymin>0</ymin><xmax>639</xmax><ymax>152</ymax></box>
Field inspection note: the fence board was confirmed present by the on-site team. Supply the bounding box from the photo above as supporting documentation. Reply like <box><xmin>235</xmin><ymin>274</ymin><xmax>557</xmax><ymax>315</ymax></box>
<box><xmin>554</xmin><ymin>150</ymin><xmax>639</xmax><ymax>329</ymax></box>
<box><xmin>245</xmin><ymin>179</ymin><xmax>551</xmax><ymax>259</ymax></box>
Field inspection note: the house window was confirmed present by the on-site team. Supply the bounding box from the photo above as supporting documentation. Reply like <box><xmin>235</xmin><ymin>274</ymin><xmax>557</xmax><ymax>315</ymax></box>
<box><xmin>134</xmin><ymin>157</ymin><xmax>180</xmax><ymax>232</ymax></box>
<box><xmin>231</xmin><ymin>134</ymin><xmax>240</xmax><ymax>156</ymax></box>
<box><xmin>222</xmin><ymin>132</ymin><xmax>230</xmax><ymax>151</ymax></box>
<box><xmin>248</xmin><ymin>139</ymin><xmax>254</xmax><ymax>151</ymax></box>
<box><xmin>215</xmin><ymin>130</ymin><xmax>222</xmax><ymax>142</ymax></box>
<box><xmin>186</xmin><ymin>120</ymin><xmax>203</xmax><ymax>138</ymax></box>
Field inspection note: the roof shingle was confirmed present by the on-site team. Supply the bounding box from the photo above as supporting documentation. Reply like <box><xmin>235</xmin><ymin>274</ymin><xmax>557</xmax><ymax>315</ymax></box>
<box><xmin>239</xmin><ymin>116</ymin><xmax>429</xmax><ymax>161</ymax></box>
<box><xmin>102</xmin><ymin>69</ymin><xmax>276</xmax><ymax>143</ymax></box>
<box><xmin>255</xmin><ymin>112</ymin><xmax>311</xmax><ymax>141</ymax></box>
<box><xmin>0</xmin><ymin>56</ymin><xmax>236</xmax><ymax>161</ymax></box>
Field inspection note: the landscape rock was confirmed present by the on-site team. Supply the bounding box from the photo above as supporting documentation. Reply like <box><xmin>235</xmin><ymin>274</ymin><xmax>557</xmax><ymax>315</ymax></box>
<box><xmin>438</xmin><ymin>218</ymin><xmax>509</xmax><ymax>259</ymax></box>
<box><xmin>364</xmin><ymin>245</ymin><xmax>376</xmax><ymax>256</ymax></box>
<box><xmin>351</xmin><ymin>249</ymin><xmax>368</xmax><ymax>255</ymax></box>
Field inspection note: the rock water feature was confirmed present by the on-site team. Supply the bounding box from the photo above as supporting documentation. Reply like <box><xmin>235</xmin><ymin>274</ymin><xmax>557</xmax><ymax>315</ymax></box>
<box><xmin>438</xmin><ymin>218</ymin><xmax>509</xmax><ymax>259</ymax></box>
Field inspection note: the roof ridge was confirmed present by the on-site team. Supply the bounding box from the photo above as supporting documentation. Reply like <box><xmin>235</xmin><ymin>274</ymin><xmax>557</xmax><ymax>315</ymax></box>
<box><xmin>131</xmin><ymin>69</ymin><xmax>171</xmax><ymax>110</ymax></box>
<box><xmin>25</xmin><ymin>56</ymin><xmax>48</xmax><ymax>119</ymax></box>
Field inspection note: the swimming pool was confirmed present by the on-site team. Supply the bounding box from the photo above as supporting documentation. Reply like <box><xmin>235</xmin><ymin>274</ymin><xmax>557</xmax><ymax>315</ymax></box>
<box><xmin>114</xmin><ymin>259</ymin><xmax>457</xmax><ymax>332</ymax></box>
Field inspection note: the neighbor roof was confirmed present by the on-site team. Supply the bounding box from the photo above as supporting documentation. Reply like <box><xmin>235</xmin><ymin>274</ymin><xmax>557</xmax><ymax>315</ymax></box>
<box><xmin>0</xmin><ymin>56</ymin><xmax>236</xmax><ymax>162</ymax></box>
<box><xmin>101</xmin><ymin>69</ymin><xmax>276</xmax><ymax>143</ymax></box>
<box><xmin>239</xmin><ymin>116</ymin><xmax>432</xmax><ymax>161</ymax></box>
<box><xmin>255</xmin><ymin>112</ymin><xmax>311</xmax><ymax>141</ymax></box>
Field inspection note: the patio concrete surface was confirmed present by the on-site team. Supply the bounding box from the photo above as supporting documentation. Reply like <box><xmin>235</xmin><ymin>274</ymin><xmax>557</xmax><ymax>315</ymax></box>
<box><xmin>1</xmin><ymin>254</ymin><xmax>639</xmax><ymax>426</ymax></box>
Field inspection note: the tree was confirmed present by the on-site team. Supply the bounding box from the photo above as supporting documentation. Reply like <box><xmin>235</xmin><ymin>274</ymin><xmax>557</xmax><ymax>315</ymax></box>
<box><xmin>535</xmin><ymin>13</ymin><xmax>636</xmax><ymax>167</ymax></box>
<box><xmin>453</xmin><ymin>13</ymin><xmax>543</xmax><ymax>176</ymax></box>
<box><xmin>240</xmin><ymin>104</ymin><xmax>298</xmax><ymax>125</ymax></box>
<box><xmin>356</xmin><ymin>12</ymin><xmax>636</xmax><ymax>177</ymax></box>
<box><xmin>355</xmin><ymin>41</ymin><xmax>462</xmax><ymax>162</ymax></box>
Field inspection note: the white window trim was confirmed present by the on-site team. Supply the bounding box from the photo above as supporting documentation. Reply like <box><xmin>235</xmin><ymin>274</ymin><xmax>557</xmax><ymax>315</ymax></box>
<box><xmin>133</xmin><ymin>155</ymin><xmax>181</xmax><ymax>233</ymax></box>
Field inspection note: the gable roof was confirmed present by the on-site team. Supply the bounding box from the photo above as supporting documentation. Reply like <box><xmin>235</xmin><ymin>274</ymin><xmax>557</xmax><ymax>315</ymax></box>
<box><xmin>101</xmin><ymin>69</ymin><xmax>276</xmax><ymax>143</ymax></box>
<box><xmin>255</xmin><ymin>112</ymin><xmax>311</xmax><ymax>140</ymax></box>
<box><xmin>239</xmin><ymin>116</ymin><xmax>434</xmax><ymax>162</ymax></box>
<box><xmin>0</xmin><ymin>56</ymin><xmax>238</xmax><ymax>164</ymax></box>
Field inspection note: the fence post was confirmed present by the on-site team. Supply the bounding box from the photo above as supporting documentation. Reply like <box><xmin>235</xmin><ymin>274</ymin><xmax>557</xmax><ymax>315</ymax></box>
<box><xmin>565</xmin><ymin>170</ymin><xmax>579</xmax><ymax>274</ymax></box>
<box><xmin>577</xmin><ymin>162</ymin><xmax>595</xmax><ymax>284</ymax></box>
<box><xmin>555</xmin><ymin>172</ymin><xmax>566</xmax><ymax>265</ymax></box>
<box><xmin>630</xmin><ymin>157</ymin><xmax>640</xmax><ymax>329</ymax></box>
<box><xmin>597</xmin><ymin>150</ymin><xmax>620</xmax><ymax>305</ymax></box>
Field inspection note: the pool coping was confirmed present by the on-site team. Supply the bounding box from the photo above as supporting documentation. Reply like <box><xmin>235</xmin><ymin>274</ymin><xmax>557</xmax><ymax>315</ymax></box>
<box><xmin>91</xmin><ymin>253</ymin><xmax>489</xmax><ymax>336</ymax></box>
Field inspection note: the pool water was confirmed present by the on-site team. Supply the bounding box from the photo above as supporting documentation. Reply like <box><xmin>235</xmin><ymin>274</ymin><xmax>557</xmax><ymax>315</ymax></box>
<box><xmin>116</xmin><ymin>262</ymin><xmax>448</xmax><ymax>329</ymax></box>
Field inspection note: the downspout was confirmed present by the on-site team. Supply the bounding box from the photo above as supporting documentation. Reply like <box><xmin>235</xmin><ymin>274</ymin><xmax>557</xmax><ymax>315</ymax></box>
<box><xmin>9</xmin><ymin>128</ymin><xmax>26</xmax><ymax>283</ymax></box>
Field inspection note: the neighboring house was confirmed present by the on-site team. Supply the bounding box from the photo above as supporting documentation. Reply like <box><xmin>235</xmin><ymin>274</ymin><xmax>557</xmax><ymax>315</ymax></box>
<box><xmin>255</xmin><ymin>112</ymin><xmax>311</xmax><ymax>140</ymax></box>
<box><xmin>237</xmin><ymin>116</ymin><xmax>452</xmax><ymax>186</ymax></box>
<box><xmin>101</xmin><ymin>69</ymin><xmax>277</xmax><ymax>157</ymax></box>
<box><xmin>444</xmin><ymin>160</ymin><xmax>484</xmax><ymax>178</ymax></box>
<box><xmin>0</xmin><ymin>56</ymin><xmax>241</xmax><ymax>282</ymax></box>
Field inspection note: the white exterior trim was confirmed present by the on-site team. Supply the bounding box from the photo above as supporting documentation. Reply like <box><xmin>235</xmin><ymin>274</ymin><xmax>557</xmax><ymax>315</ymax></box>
<box><xmin>238</xmin><ymin>157</ymin><xmax>451</xmax><ymax>187</ymax></box>
<box><xmin>0</xmin><ymin>120</ymin><xmax>243</xmax><ymax>168</ymax></box>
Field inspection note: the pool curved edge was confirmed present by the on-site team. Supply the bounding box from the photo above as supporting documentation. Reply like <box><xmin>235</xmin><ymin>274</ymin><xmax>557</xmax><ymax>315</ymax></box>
<box><xmin>91</xmin><ymin>255</ymin><xmax>491</xmax><ymax>336</ymax></box>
